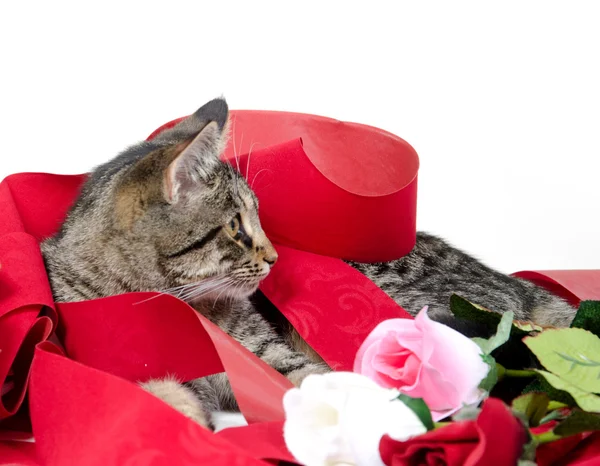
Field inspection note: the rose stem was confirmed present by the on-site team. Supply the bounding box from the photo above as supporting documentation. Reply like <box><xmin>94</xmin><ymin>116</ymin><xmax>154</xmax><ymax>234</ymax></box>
<box><xmin>503</xmin><ymin>369</ymin><xmax>537</xmax><ymax>378</ymax></box>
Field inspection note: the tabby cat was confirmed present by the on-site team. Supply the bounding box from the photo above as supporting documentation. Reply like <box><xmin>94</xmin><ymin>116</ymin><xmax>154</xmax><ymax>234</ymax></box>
<box><xmin>41</xmin><ymin>98</ymin><xmax>575</xmax><ymax>428</ymax></box>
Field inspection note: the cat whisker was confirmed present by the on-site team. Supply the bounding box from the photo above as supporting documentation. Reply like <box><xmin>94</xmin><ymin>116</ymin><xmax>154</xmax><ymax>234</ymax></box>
<box><xmin>212</xmin><ymin>283</ymin><xmax>232</xmax><ymax>309</ymax></box>
<box><xmin>245</xmin><ymin>141</ymin><xmax>257</xmax><ymax>179</ymax></box>
<box><xmin>224</xmin><ymin>283</ymin><xmax>236</xmax><ymax>306</ymax></box>
<box><xmin>185</xmin><ymin>277</ymin><xmax>235</xmax><ymax>304</ymax></box>
<box><xmin>133</xmin><ymin>291</ymin><xmax>170</xmax><ymax>305</ymax></box>
<box><xmin>167</xmin><ymin>283</ymin><xmax>199</xmax><ymax>294</ymax></box>
<box><xmin>178</xmin><ymin>281</ymin><xmax>227</xmax><ymax>302</ymax></box>
<box><xmin>169</xmin><ymin>281</ymin><xmax>217</xmax><ymax>299</ymax></box>
<box><xmin>164</xmin><ymin>276</ymin><xmax>232</xmax><ymax>302</ymax></box>
<box><xmin>227</xmin><ymin>286</ymin><xmax>236</xmax><ymax>306</ymax></box>
<box><xmin>251</xmin><ymin>168</ymin><xmax>271</xmax><ymax>190</ymax></box>
<box><xmin>132</xmin><ymin>278</ymin><xmax>219</xmax><ymax>306</ymax></box>
<box><xmin>231</xmin><ymin>118</ymin><xmax>241</xmax><ymax>174</ymax></box>
<box><xmin>230</xmin><ymin>123</ymin><xmax>242</xmax><ymax>196</ymax></box>
<box><xmin>230</xmin><ymin>282</ymin><xmax>245</xmax><ymax>303</ymax></box>
<box><xmin>180</xmin><ymin>277</ymin><xmax>235</xmax><ymax>303</ymax></box>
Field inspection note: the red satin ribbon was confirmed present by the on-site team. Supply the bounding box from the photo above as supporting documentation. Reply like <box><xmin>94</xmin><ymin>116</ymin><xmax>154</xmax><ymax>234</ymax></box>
<box><xmin>149</xmin><ymin>111</ymin><xmax>419</xmax><ymax>263</ymax></box>
<box><xmin>148</xmin><ymin>111</ymin><xmax>420</xmax><ymax>369</ymax></box>
<box><xmin>512</xmin><ymin>270</ymin><xmax>600</xmax><ymax>307</ymax></box>
<box><xmin>0</xmin><ymin>112</ymin><xmax>598</xmax><ymax>465</ymax></box>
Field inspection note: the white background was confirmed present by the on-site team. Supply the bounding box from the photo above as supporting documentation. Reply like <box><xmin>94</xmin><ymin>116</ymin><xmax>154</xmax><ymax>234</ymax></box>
<box><xmin>1</xmin><ymin>1</ymin><xmax>599</xmax><ymax>273</ymax></box>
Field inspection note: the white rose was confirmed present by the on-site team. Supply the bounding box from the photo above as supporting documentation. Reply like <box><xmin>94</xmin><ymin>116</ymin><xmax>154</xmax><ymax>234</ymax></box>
<box><xmin>283</xmin><ymin>372</ymin><xmax>426</xmax><ymax>466</ymax></box>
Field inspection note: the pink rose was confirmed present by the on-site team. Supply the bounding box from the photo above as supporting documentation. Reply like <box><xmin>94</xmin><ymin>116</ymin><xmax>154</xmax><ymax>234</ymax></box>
<box><xmin>353</xmin><ymin>307</ymin><xmax>490</xmax><ymax>421</ymax></box>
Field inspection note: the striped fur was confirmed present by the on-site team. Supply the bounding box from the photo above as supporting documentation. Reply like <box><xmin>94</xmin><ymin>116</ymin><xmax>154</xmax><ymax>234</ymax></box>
<box><xmin>348</xmin><ymin>232</ymin><xmax>576</xmax><ymax>332</ymax></box>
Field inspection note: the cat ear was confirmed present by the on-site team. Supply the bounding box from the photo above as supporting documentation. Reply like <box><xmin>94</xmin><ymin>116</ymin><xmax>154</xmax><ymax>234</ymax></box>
<box><xmin>154</xmin><ymin>98</ymin><xmax>229</xmax><ymax>146</ymax></box>
<box><xmin>161</xmin><ymin>99</ymin><xmax>229</xmax><ymax>203</ymax></box>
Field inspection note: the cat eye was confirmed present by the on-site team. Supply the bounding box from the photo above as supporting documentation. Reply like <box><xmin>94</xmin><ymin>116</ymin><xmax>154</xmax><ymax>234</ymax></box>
<box><xmin>225</xmin><ymin>214</ymin><xmax>253</xmax><ymax>248</ymax></box>
<box><xmin>226</xmin><ymin>216</ymin><xmax>240</xmax><ymax>237</ymax></box>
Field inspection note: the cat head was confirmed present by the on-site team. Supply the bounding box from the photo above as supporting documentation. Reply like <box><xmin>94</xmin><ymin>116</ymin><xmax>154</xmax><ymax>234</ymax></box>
<box><xmin>48</xmin><ymin>98</ymin><xmax>277</xmax><ymax>303</ymax></box>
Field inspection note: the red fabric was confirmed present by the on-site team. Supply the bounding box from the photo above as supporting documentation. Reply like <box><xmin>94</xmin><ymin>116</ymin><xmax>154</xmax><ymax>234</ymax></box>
<box><xmin>260</xmin><ymin>243</ymin><xmax>417</xmax><ymax>370</ymax></box>
<box><xmin>29</xmin><ymin>342</ymin><xmax>270</xmax><ymax>466</ymax></box>
<box><xmin>0</xmin><ymin>176</ymin><xmax>57</xmax><ymax>424</ymax></box>
<box><xmin>150</xmin><ymin>111</ymin><xmax>419</xmax><ymax>263</ymax></box>
<box><xmin>512</xmin><ymin>270</ymin><xmax>600</xmax><ymax>306</ymax></box>
<box><xmin>379</xmin><ymin>398</ymin><xmax>528</xmax><ymax>466</ymax></box>
<box><xmin>148</xmin><ymin>111</ymin><xmax>418</xmax><ymax>369</ymax></box>
<box><xmin>0</xmin><ymin>111</ymin><xmax>416</xmax><ymax>464</ymax></box>
<box><xmin>0</xmin><ymin>110</ymin><xmax>597</xmax><ymax>464</ymax></box>
<box><xmin>216</xmin><ymin>422</ymin><xmax>297</xmax><ymax>464</ymax></box>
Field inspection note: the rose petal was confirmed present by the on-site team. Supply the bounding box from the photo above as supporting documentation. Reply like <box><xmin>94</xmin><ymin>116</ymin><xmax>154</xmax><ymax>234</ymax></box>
<box><xmin>314</xmin><ymin>370</ymin><xmax>384</xmax><ymax>391</ymax></box>
<box><xmin>358</xmin><ymin>340</ymin><xmax>386</xmax><ymax>386</ymax></box>
<box><xmin>416</xmin><ymin>308</ymin><xmax>489</xmax><ymax>406</ymax></box>
<box><xmin>284</xmin><ymin>373</ymin><xmax>425</xmax><ymax>466</ymax></box>
<box><xmin>372</xmin><ymin>350</ymin><xmax>420</xmax><ymax>388</ymax></box>
<box><xmin>344</xmin><ymin>388</ymin><xmax>426</xmax><ymax>466</ymax></box>
<box><xmin>283</xmin><ymin>388</ymin><xmax>343</xmax><ymax>465</ymax></box>
<box><xmin>354</xmin><ymin>318</ymin><xmax>422</xmax><ymax>374</ymax></box>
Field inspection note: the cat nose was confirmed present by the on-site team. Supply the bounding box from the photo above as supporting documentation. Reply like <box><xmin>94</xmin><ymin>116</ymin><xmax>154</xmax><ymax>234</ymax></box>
<box><xmin>263</xmin><ymin>251</ymin><xmax>278</xmax><ymax>265</ymax></box>
<box><xmin>262</xmin><ymin>244</ymin><xmax>278</xmax><ymax>265</ymax></box>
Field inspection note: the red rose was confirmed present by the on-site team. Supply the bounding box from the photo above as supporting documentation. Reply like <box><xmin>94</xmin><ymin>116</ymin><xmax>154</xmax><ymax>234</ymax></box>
<box><xmin>380</xmin><ymin>398</ymin><xmax>528</xmax><ymax>466</ymax></box>
<box><xmin>533</xmin><ymin>421</ymin><xmax>600</xmax><ymax>466</ymax></box>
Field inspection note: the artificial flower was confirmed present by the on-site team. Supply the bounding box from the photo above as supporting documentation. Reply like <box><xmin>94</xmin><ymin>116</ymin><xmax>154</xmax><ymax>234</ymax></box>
<box><xmin>354</xmin><ymin>306</ymin><xmax>489</xmax><ymax>420</ymax></box>
<box><xmin>283</xmin><ymin>372</ymin><xmax>426</xmax><ymax>466</ymax></box>
<box><xmin>379</xmin><ymin>398</ymin><xmax>527</xmax><ymax>466</ymax></box>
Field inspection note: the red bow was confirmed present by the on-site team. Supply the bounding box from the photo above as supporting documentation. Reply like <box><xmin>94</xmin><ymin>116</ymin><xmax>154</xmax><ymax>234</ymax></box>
<box><xmin>0</xmin><ymin>110</ymin><xmax>598</xmax><ymax>465</ymax></box>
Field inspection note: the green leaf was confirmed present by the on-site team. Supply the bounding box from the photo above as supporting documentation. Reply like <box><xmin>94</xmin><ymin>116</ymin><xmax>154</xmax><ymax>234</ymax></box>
<box><xmin>397</xmin><ymin>393</ymin><xmax>434</xmax><ymax>431</ymax></box>
<box><xmin>450</xmin><ymin>295</ymin><xmax>542</xmax><ymax>339</ymax></box>
<box><xmin>472</xmin><ymin>311</ymin><xmax>514</xmax><ymax>354</ymax></box>
<box><xmin>522</xmin><ymin>377</ymin><xmax>576</xmax><ymax>407</ymax></box>
<box><xmin>511</xmin><ymin>392</ymin><xmax>550</xmax><ymax>427</ymax></box>
<box><xmin>536</xmin><ymin>370</ymin><xmax>600</xmax><ymax>412</ymax></box>
<box><xmin>450</xmin><ymin>295</ymin><xmax>504</xmax><ymax>331</ymax></box>
<box><xmin>478</xmin><ymin>354</ymin><xmax>499</xmax><ymax>392</ymax></box>
<box><xmin>524</xmin><ymin>328</ymin><xmax>600</xmax><ymax>393</ymax></box>
<box><xmin>554</xmin><ymin>410</ymin><xmax>600</xmax><ymax>436</ymax></box>
<box><xmin>571</xmin><ymin>301</ymin><xmax>600</xmax><ymax>339</ymax></box>
<box><xmin>513</xmin><ymin>321</ymin><xmax>545</xmax><ymax>333</ymax></box>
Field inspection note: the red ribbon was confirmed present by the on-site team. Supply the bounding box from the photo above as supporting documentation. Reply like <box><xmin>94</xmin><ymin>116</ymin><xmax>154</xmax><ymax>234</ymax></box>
<box><xmin>0</xmin><ymin>111</ymin><xmax>598</xmax><ymax>465</ymax></box>
<box><xmin>149</xmin><ymin>110</ymin><xmax>420</xmax><ymax>369</ymax></box>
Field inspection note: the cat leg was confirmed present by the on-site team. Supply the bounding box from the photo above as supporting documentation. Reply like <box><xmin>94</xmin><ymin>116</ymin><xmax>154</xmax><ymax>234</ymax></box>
<box><xmin>184</xmin><ymin>311</ymin><xmax>330</xmax><ymax>417</ymax></box>
<box><xmin>139</xmin><ymin>343</ymin><xmax>327</xmax><ymax>428</ymax></box>
<box><xmin>185</xmin><ymin>340</ymin><xmax>329</xmax><ymax>417</ymax></box>
<box><xmin>139</xmin><ymin>377</ymin><xmax>216</xmax><ymax>429</ymax></box>
<box><xmin>146</xmin><ymin>308</ymin><xmax>330</xmax><ymax>426</ymax></box>
<box><xmin>263</xmin><ymin>342</ymin><xmax>331</xmax><ymax>387</ymax></box>
<box><xmin>222</xmin><ymin>309</ymin><xmax>331</xmax><ymax>387</ymax></box>
<box><xmin>183</xmin><ymin>345</ymin><xmax>328</xmax><ymax>426</ymax></box>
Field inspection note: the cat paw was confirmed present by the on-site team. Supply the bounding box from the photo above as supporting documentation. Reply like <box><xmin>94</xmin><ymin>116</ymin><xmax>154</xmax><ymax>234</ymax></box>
<box><xmin>287</xmin><ymin>362</ymin><xmax>331</xmax><ymax>387</ymax></box>
<box><xmin>140</xmin><ymin>378</ymin><xmax>211</xmax><ymax>429</ymax></box>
